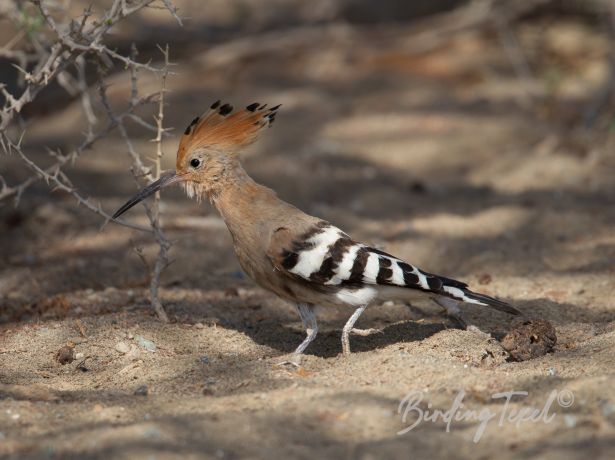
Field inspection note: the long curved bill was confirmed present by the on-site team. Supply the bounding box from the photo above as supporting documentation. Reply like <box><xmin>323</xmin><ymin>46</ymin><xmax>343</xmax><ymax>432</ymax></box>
<box><xmin>113</xmin><ymin>170</ymin><xmax>182</xmax><ymax>219</ymax></box>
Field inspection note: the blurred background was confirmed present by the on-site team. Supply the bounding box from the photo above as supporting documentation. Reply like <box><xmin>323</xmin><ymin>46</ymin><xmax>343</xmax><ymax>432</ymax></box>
<box><xmin>2</xmin><ymin>0</ymin><xmax>614</xmax><ymax>306</ymax></box>
<box><xmin>1</xmin><ymin>1</ymin><xmax>615</xmax><ymax>458</ymax></box>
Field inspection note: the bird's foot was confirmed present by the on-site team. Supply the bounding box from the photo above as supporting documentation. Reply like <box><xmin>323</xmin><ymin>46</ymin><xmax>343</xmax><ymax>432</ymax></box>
<box><xmin>350</xmin><ymin>327</ymin><xmax>383</xmax><ymax>336</ymax></box>
<box><xmin>341</xmin><ymin>328</ymin><xmax>381</xmax><ymax>355</ymax></box>
<box><xmin>445</xmin><ymin>314</ymin><xmax>468</xmax><ymax>330</ymax></box>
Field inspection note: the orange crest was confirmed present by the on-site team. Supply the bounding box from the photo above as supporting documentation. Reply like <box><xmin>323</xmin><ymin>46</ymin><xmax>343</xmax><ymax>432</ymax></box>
<box><xmin>176</xmin><ymin>101</ymin><xmax>280</xmax><ymax>170</ymax></box>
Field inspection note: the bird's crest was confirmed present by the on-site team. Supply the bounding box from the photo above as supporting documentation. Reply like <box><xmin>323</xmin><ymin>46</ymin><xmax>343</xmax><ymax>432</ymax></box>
<box><xmin>176</xmin><ymin>100</ymin><xmax>280</xmax><ymax>168</ymax></box>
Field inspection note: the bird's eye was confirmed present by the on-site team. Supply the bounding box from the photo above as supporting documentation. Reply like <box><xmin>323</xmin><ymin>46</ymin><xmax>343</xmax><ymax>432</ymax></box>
<box><xmin>190</xmin><ymin>158</ymin><xmax>201</xmax><ymax>168</ymax></box>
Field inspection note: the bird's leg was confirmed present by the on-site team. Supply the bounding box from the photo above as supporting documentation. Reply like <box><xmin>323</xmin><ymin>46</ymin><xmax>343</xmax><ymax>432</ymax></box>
<box><xmin>278</xmin><ymin>303</ymin><xmax>318</xmax><ymax>367</ymax></box>
<box><xmin>294</xmin><ymin>303</ymin><xmax>318</xmax><ymax>356</ymax></box>
<box><xmin>433</xmin><ymin>297</ymin><xmax>468</xmax><ymax>329</ymax></box>
<box><xmin>341</xmin><ymin>305</ymin><xmax>367</xmax><ymax>355</ymax></box>
<box><xmin>433</xmin><ymin>297</ymin><xmax>492</xmax><ymax>337</ymax></box>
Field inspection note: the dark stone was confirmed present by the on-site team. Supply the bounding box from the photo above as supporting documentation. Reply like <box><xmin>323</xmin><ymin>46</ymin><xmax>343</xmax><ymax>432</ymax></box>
<box><xmin>134</xmin><ymin>385</ymin><xmax>149</xmax><ymax>396</ymax></box>
<box><xmin>55</xmin><ymin>346</ymin><xmax>75</xmax><ymax>365</ymax></box>
<box><xmin>500</xmin><ymin>318</ymin><xmax>557</xmax><ymax>361</ymax></box>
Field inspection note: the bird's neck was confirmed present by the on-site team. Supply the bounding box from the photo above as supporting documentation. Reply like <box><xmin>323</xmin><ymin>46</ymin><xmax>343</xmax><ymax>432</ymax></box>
<box><xmin>210</xmin><ymin>163</ymin><xmax>280</xmax><ymax>240</ymax></box>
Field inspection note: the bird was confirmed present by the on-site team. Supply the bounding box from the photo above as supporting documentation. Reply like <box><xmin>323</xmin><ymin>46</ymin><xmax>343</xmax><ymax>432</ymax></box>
<box><xmin>113</xmin><ymin>100</ymin><xmax>521</xmax><ymax>364</ymax></box>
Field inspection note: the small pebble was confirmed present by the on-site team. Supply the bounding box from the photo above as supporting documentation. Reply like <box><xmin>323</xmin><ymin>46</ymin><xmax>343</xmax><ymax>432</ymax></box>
<box><xmin>134</xmin><ymin>385</ymin><xmax>148</xmax><ymax>396</ymax></box>
<box><xmin>55</xmin><ymin>346</ymin><xmax>75</xmax><ymax>365</ymax></box>
<box><xmin>194</xmin><ymin>323</ymin><xmax>204</xmax><ymax>329</ymax></box>
<box><xmin>115</xmin><ymin>342</ymin><xmax>130</xmax><ymax>354</ymax></box>
<box><xmin>75</xmin><ymin>352</ymin><xmax>84</xmax><ymax>360</ymax></box>
<box><xmin>199</xmin><ymin>356</ymin><xmax>210</xmax><ymax>364</ymax></box>
<box><xmin>547</xmin><ymin>367</ymin><xmax>556</xmax><ymax>376</ymax></box>
<box><xmin>135</xmin><ymin>335</ymin><xmax>156</xmax><ymax>352</ymax></box>
<box><xmin>125</xmin><ymin>345</ymin><xmax>141</xmax><ymax>360</ymax></box>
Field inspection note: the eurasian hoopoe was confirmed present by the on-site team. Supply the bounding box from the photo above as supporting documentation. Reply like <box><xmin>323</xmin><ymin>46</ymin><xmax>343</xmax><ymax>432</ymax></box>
<box><xmin>113</xmin><ymin>100</ymin><xmax>521</xmax><ymax>363</ymax></box>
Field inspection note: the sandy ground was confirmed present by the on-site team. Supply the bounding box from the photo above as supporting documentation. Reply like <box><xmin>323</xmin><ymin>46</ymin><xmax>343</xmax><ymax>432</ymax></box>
<box><xmin>1</xmin><ymin>10</ymin><xmax>615</xmax><ymax>460</ymax></box>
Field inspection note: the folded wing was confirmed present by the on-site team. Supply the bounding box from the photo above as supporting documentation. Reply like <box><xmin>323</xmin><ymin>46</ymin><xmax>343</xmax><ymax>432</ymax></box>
<box><xmin>268</xmin><ymin>221</ymin><xmax>520</xmax><ymax>315</ymax></box>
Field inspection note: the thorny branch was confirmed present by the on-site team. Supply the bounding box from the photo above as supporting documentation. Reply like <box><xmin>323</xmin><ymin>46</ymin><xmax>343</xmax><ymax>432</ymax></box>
<box><xmin>0</xmin><ymin>0</ymin><xmax>174</xmax><ymax>200</ymax></box>
<box><xmin>116</xmin><ymin>44</ymin><xmax>174</xmax><ymax>322</ymax></box>
<box><xmin>148</xmin><ymin>45</ymin><xmax>173</xmax><ymax>323</ymax></box>
<box><xmin>0</xmin><ymin>0</ymin><xmax>181</xmax><ymax>320</ymax></box>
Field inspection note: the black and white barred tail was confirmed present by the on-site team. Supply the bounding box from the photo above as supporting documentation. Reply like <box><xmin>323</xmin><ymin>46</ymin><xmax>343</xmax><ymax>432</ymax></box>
<box><xmin>439</xmin><ymin>281</ymin><xmax>521</xmax><ymax>315</ymax></box>
<box><xmin>278</xmin><ymin>221</ymin><xmax>521</xmax><ymax>315</ymax></box>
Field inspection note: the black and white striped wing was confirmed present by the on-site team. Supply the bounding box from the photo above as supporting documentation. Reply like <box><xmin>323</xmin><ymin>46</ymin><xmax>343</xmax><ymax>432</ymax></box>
<box><xmin>269</xmin><ymin>221</ymin><xmax>441</xmax><ymax>291</ymax></box>
<box><xmin>268</xmin><ymin>220</ymin><xmax>520</xmax><ymax>314</ymax></box>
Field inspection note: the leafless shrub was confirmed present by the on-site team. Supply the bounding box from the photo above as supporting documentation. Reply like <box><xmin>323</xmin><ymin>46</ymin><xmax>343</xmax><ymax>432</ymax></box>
<box><xmin>0</xmin><ymin>0</ymin><xmax>182</xmax><ymax>321</ymax></box>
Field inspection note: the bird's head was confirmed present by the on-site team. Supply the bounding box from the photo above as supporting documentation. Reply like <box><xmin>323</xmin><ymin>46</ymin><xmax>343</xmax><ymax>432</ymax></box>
<box><xmin>112</xmin><ymin>100</ymin><xmax>279</xmax><ymax>219</ymax></box>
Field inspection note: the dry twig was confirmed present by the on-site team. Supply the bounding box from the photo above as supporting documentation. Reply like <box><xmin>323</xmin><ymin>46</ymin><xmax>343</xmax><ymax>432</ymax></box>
<box><xmin>0</xmin><ymin>0</ymin><xmax>182</xmax><ymax>320</ymax></box>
